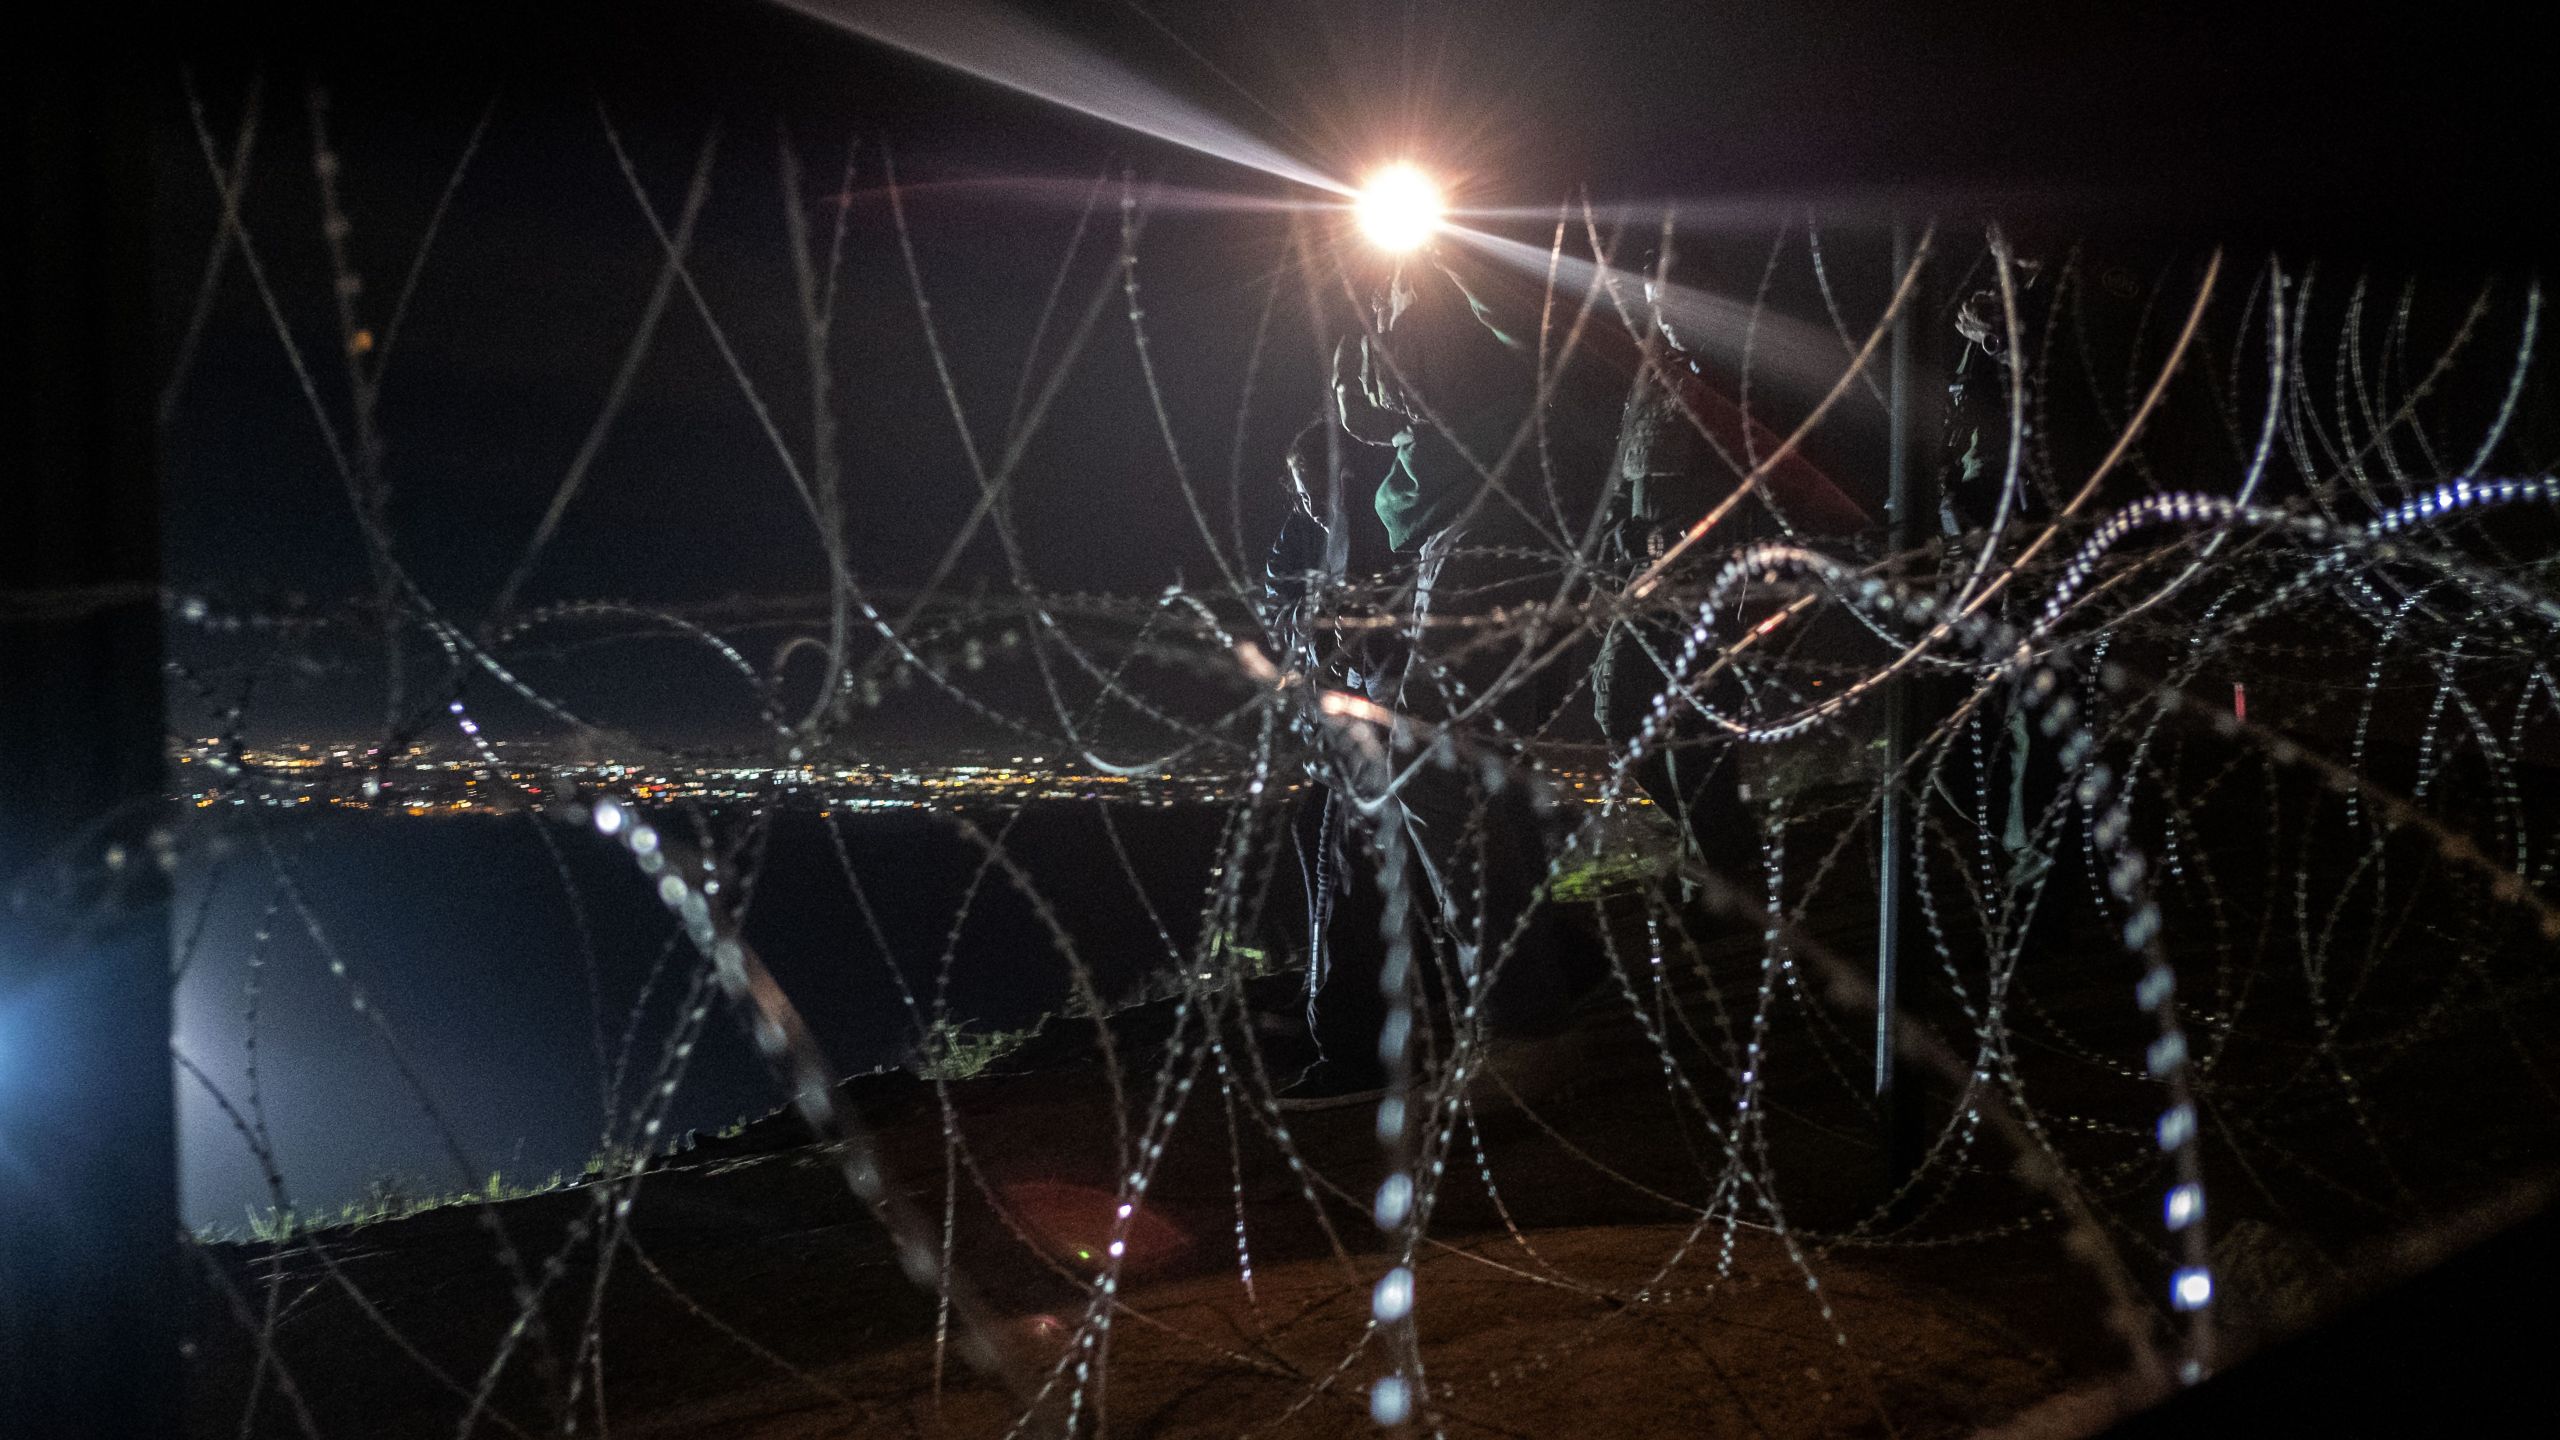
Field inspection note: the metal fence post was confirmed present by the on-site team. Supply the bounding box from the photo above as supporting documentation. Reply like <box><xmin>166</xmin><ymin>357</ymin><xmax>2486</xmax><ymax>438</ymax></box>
<box><xmin>1875</xmin><ymin>220</ymin><xmax>1930</xmax><ymax>1199</ymax></box>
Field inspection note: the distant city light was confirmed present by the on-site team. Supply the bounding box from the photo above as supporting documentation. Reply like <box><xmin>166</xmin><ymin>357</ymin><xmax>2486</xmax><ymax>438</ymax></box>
<box><xmin>169</xmin><ymin>735</ymin><xmax>1626</xmax><ymax>818</ymax></box>
<box><xmin>1354</xmin><ymin>164</ymin><xmax>1443</xmax><ymax>252</ymax></box>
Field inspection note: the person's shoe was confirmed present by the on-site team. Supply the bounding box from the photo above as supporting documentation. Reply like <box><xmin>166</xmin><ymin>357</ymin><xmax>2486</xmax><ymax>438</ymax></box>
<box><xmin>1273</xmin><ymin>1061</ymin><xmax>1389</xmax><ymax>1112</ymax></box>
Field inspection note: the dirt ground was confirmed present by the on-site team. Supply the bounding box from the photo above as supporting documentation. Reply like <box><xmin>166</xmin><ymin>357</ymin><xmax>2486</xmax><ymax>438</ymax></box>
<box><xmin>610</xmin><ymin>1223</ymin><xmax>2068</xmax><ymax>1440</ymax></box>
<box><xmin>187</xmin><ymin>854</ymin><xmax>2560</xmax><ymax>1438</ymax></box>
<box><xmin>186</xmin><ymin>926</ymin><xmax>2143</xmax><ymax>1440</ymax></box>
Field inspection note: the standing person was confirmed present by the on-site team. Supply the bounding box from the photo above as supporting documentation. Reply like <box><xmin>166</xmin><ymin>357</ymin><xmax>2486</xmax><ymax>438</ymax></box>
<box><xmin>1937</xmin><ymin>235</ymin><xmax>2214</xmax><ymax>954</ymax></box>
<box><xmin>1268</xmin><ymin>253</ymin><xmax>1589</xmax><ymax>1108</ymax></box>
<box><xmin>1941</xmin><ymin>246</ymin><xmax>2074</xmax><ymax>946</ymax></box>
<box><xmin>1592</xmin><ymin>255</ymin><xmax>1871</xmax><ymax>908</ymax></box>
<box><xmin>1260</xmin><ymin>421</ymin><xmax>1394</xmax><ymax>1106</ymax></box>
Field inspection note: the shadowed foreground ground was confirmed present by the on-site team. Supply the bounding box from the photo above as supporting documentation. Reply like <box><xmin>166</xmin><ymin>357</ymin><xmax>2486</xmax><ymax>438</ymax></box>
<box><xmin>184</xmin><ymin>919</ymin><xmax>2132</xmax><ymax>1440</ymax></box>
<box><xmin>187</xmin><ymin>852</ymin><xmax>2560</xmax><ymax>1438</ymax></box>
<box><xmin>619</xmin><ymin>1222</ymin><xmax>2062</xmax><ymax>1439</ymax></box>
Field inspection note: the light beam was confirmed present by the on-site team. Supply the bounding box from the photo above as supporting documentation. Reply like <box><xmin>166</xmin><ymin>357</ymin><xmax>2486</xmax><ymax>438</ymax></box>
<box><xmin>776</xmin><ymin>0</ymin><xmax>1350</xmax><ymax>196</ymax></box>
<box><xmin>1446</xmin><ymin>226</ymin><xmax>1878</xmax><ymax>404</ymax></box>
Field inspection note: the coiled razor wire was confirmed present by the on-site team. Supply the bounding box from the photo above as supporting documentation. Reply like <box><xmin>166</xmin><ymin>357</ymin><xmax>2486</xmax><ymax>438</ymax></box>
<box><xmin>138</xmin><ymin>77</ymin><xmax>2560</xmax><ymax>1438</ymax></box>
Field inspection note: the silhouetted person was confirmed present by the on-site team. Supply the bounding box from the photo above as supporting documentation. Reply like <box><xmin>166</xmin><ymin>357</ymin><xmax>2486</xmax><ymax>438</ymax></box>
<box><xmin>1937</xmin><ymin>237</ymin><xmax>2214</xmax><ymax>952</ymax></box>
<box><xmin>1594</xmin><ymin>253</ymin><xmax>1869</xmax><ymax>912</ymax></box>
<box><xmin>1261</xmin><ymin>422</ymin><xmax>1396</xmax><ymax>1102</ymax></box>
<box><xmin>1269</xmin><ymin>254</ymin><xmax>1587</xmax><ymax>1108</ymax></box>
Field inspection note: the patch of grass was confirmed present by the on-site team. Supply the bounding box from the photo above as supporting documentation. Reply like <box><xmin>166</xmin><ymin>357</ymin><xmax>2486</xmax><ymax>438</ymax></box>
<box><xmin>912</xmin><ymin>1016</ymin><xmax>1044</xmax><ymax>1081</ymax></box>
<box><xmin>1551</xmin><ymin>806</ymin><xmax>1684</xmax><ymax>902</ymax></box>
<box><xmin>581</xmin><ymin>1143</ymin><xmax>648</xmax><ymax>1182</ymax></box>
<box><xmin>1551</xmin><ymin>843</ymin><xmax>1675</xmax><ymax>903</ymax></box>
<box><xmin>194</xmin><ymin>1166</ymin><xmax>581</xmax><ymax>1245</ymax></box>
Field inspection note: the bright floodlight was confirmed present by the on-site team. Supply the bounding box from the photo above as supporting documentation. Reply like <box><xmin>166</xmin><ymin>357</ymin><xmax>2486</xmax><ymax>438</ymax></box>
<box><xmin>1354</xmin><ymin>164</ymin><xmax>1444</xmax><ymax>251</ymax></box>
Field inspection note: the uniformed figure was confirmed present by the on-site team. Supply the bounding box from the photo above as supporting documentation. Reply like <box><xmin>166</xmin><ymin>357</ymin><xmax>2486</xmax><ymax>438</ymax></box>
<box><xmin>1267</xmin><ymin>254</ymin><xmax>1587</xmax><ymax>1108</ymax></box>
<box><xmin>1260</xmin><ymin>422</ymin><xmax>1394</xmax><ymax>1103</ymax></box>
<box><xmin>1594</xmin><ymin>257</ymin><xmax>1869</xmax><ymax>905</ymax></box>
<box><xmin>1936</xmin><ymin>239</ymin><xmax>2203</xmax><ymax>950</ymax></box>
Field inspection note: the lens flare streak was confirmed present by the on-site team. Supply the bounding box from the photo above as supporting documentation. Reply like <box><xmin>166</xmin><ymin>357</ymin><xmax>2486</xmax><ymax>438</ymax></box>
<box><xmin>778</xmin><ymin>0</ymin><xmax>1350</xmax><ymax>195</ymax></box>
<box><xmin>1449</xmin><ymin>226</ymin><xmax>1884</xmax><ymax>403</ymax></box>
